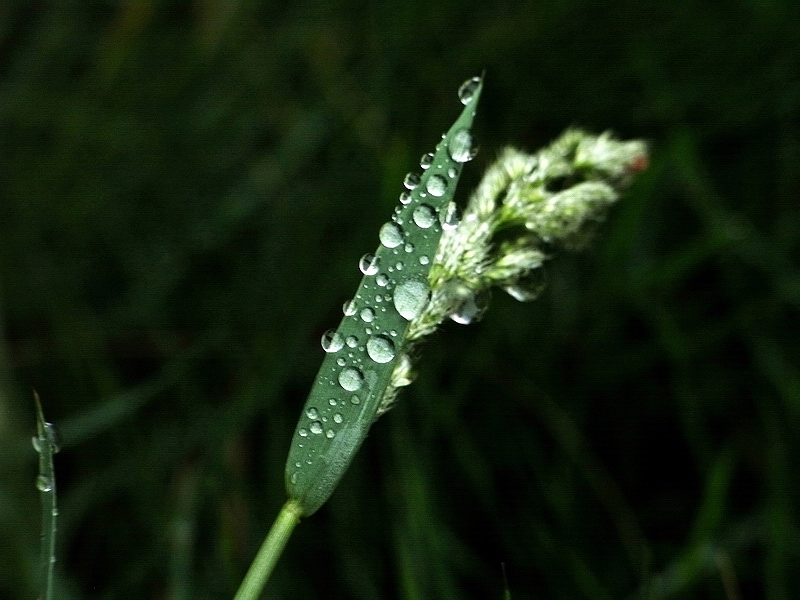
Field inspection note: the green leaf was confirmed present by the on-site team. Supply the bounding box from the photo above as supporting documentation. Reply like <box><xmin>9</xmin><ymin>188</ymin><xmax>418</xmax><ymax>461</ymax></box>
<box><xmin>285</xmin><ymin>76</ymin><xmax>484</xmax><ymax>516</ymax></box>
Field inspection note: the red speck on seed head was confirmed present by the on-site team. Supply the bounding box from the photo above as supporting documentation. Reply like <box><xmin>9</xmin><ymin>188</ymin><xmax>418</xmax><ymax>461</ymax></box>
<box><xmin>629</xmin><ymin>153</ymin><xmax>649</xmax><ymax>173</ymax></box>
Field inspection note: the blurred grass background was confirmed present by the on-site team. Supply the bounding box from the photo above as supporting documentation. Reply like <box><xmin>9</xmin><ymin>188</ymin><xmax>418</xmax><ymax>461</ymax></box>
<box><xmin>1</xmin><ymin>1</ymin><xmax>799</xmax><ymax>598</ymax></box>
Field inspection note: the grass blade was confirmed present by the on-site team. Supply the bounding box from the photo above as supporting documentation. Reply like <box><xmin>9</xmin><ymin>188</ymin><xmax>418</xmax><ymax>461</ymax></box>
<box><xmin>32</xmin><ymin>391</ymin><xmax>60</xmax><ymax>600</ymax></box>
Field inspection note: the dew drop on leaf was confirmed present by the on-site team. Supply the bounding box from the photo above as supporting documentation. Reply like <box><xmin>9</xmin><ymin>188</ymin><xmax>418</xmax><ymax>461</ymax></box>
<box><xmin>366</xmin><ymin>335</ymin><xmax>396</xmax><ymax>364</ymax></box>
<box><xmin>448</xmin><ymin>128</ymin><xmax>474</xmax><ymax>163</ymax></box>
<box><xmin>306</xmin><ymin>407</ymin><xmax>319</xmax><ymax>419</ymax></box>
<box><xmin>413</xmin><ymin>204</ymin><xmax>437</xmax><ymax>229</ymax></box>
<box><xmin>440</xmin><ymin>202</ymin><xmax>461</xmax><ymax>230</ymax></box>
<box><xmin>333</xmin><ymin>413</ymin><xmax>343</xmax><ymax>424</ymax></box>
<box><xmin>326</xmin><ymin>429</ymin><xmax>336</xmax><ymax>439</ymax></box>
<box><xmin>419</xmin><ymin>153</ymin><xmax>434</xmax><ymax>169</ymax></box>
<box><xmin>346</xmin><ymin>335</ymin><xmax>358</xmax><ymax>348</ymax></box>
<box><xmin>393</xmin><ymin>280</ymin><xmax>431</xmax><ymax>320</ymax></box>
<box><xmin>359</xmin><ymin>253</ymin><xmax>380</xmax><ymax>275</ymax></box>
<box><xmin>399</xmin><ymin>191</ymin><xmax>412</xmax><ymax>205</ymax></box>
<box><xmin>310</xmin><ymin>421</ymin><xmax>324</xmax><ymax>435</ymax></box>
<box><xmin>360</xmin><ymin>307</ymin><xmax>375</xmax><ymax>322</ymax></box>
<box><xmin>36</xmin><ymin>475</ymin><xmax>53</xmax><ymax>492</ymax></box>
<box><xmin>403</xmin><ymin>172</ymin><xmax>421</xmax><ymax>190</ymax></box>
<box><xmin>343</xmin><ymin>299</ymin><xmax>357</xmax><ymax>316</ymax></box>
<box><xmin>458</xmin><ymin>76</ymin><xmax>481</xmax><ymax>105</ymax></box>
<box><xmin>321</xmin><ymin>330</ymin><xmax>344</xmax><ymax>353</ymax></box>
<box><xmin>339</xmin><ymin>366</ymin><xmax>365</xmax><ymax>391</ymax></box>
<box><xmin>425</xmin><ymin>174</ymin><xmax>448</xmax><ymax>197</ymax></box>
<box><xmin>379</xmin><ymin>222</ymin><xmax>404</xmax><ymax>248</ymax></box>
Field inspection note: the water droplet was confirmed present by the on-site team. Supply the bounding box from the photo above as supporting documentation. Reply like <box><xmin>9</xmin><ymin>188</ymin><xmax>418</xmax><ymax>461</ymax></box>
<box><xmin>290</xmin><ymin>472</ymin><xmax>298</xmax><ymax>484</ymax></box>
<box><xmin>306</xmin><ymin>407</ymin><xmax>319</xmax><ymax>419</ymax></box>
<box><xmin>333</xmin><ymin>413</ymin><xmax>343</xmax><ymax>424</ymax></box>
<box><xmin>393</xmin><ymin>280</ymin><xmax>431</xmax><ymax>320</ymax></box>
<box><xmin>336</xmin><ymin>357</ymin><xmax>346</xmax><ymax>366</ymax></box>
<box><xmin>329</xmin><ymin>398</ymin><xmax>338</xmax><ymax>406</ymax></box>
<box><xmin>367</xmin><ymin>335</ymin><xmax>396</xmax><ymax>363</ymax></box>
<box><xmin>350</xmin><ymin>395</ymin><xmax>361</xmax><ymax>405</ymax></box>
<box><xmin>360</xmin><ymin>307</ymin><xmax>375</xmax><ymax>322</ymax></box>
<box><xmin>413</xmin><ymin>204</ymin><xmax>437</xmax><ymax>229</ymax></box>
<box><xmin>31</xmin><ymin>436</ymin><xmax>43</xmax><ymax>453</ymax></box>
<box><xmin>458</xmin><ymin>76</ymin><xmax>481</xmax><ymax>105</ymax></box>
<box><xmin>440</xmin><ymin>202</ymin><xmax>461</xmax><ymax>230</ymax></box>
<box><xmin>447</xmin><ymin>166</ymin><xmax>457</xmax><ymax>178</ymax></box>
<box><xmin>379</xmin><ymin>222</ymin><xmax>404</xmax><ymax>248</ymax></box>
<box><xmin>425</xmin><ymin>174</ymin><xmax>448</xmax><ymax>197</ymax></box>
<box><xmin>343</xmin><ymin>299</ymin><xmax>357</xmax><ymax>316</ymax></box>
<box><xmin>419</xmin><ymin>255</ymin><xmax>430</xmax><ymax>265</ymax></box>
<box><xmin>404</xmin><ymin>242</ymin><xmax>415</xmax><ymax>253</ymax></box>
<box><xmin>503</xmin><ymin>269</ymin><xmax>547</xmax><ymax>302</ymax></box>
<box><xmin>299</xmin><ymin>428</ymin><xmax>309</xmax><ymax>437</ymax></box>
<box><xmin>420</xmin><ymin>152</ymin><xmax>434</xmax><ymax>169</ymax></box>
<box><xmin>339</xmin><ymin>366</ymin><xmax>365</xmax><ymax>391</ymax></box>
<box><xmin>35</xmin><ymin>475</ymin><xmax>53</xmax><ymax>492</ymax></box>
<box><xmin>448</xmin><ymin>128</ymin><xmax>474</xmax><ymax>163</ymax></box>
<box><xmin>376</xmin><ymin>274</ymin><xmax>390</xmax><ymax>287</ymax></box>
<box><xmin>359</xmin><ymin>253</ymin><xmax>380</xmax><ymax>275</ymax></box>
<box><xmin>321</xmin><ymin>329</ymin><xmax>344</xmax><ymax>353</ymax></box>
<box><xmin>346</xmin><ymin>335</ymin><xmax>358</xmax><ymax>348</ymax></box>
<box><xmin>310</xmin><ymin>421</ymin><xmax>323</xmax><ymax>435</ymax></box>
<box><xmin>395</xmin><ymin>262</ymin><xmax>404</xmax><ymax>271</ymax></box>
<box><xmin>326</xmin><ymin>429</ymin><xmax>336</xmax><ymax>439</ymax></box>
<box><xmin>399</xmin><ymin>191</ymin><xmax>412</xmax><ymax>205</ymax></box>
<box><xmin>442</xmin><ymin>279</ymin><xmax>490</xmax><ymax>324</ymax></box>
<box><xmin>403</xmin><ymin>172</ymin><xmax>421</xmax><ymax>190</ymax></box>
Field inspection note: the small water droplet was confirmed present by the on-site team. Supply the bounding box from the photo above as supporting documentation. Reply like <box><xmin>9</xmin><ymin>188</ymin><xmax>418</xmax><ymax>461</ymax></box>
<box><xmin>343</xmin><ymin>299</ymin><xmax>357</xmax><ymax>316</ymax></box>
<box><xmin>390</xmin><ymin>329</ymin><xmax>398</xmax><ymax>336</ymax></box>
<box><xmin>376</xmin><ymin>274</ymin><xmax>390</xmax><ymax>287</ymax></box>
<box><xmin>336</xmin><ymin>357</ymin><xmax>346</xmax><ymax>366</ymax></box>
<box><xmin>321</xmin><ymin>329</ymin><xmax>344</xmax><ymax>353</ymax></box>
<box><xmin>299</xmin><ymin>428</ymin><xmax>309</xmax><ymax>437</ymax></box>
<box><xmin>448</xmin><ymin>128</ymin><xmax>474</xmax><ymax>163</ymax></box>
<box><xmin>413</xmin><ymin>204</ymin><xmax>437</xmax><ymax>229</ymax></box>
<box><xmin>350</xmin><ymin>395</ymin><xmax>361</xmax><ymax>405</ymax></box>
<box><xmin>290</xmin><ymin>472</ymin><xmax>298</xmax><ymax>484</ymax></box>
<box><xmin>333</xmin><ymin>413</ymin><xmax>343</xmax><ymax>424</ymax></box>
<box><xmin>346</xmin><ymin>335</ymin><xmax>358</xmax><ymax>347</ymax></box>
<box><xmin>393</xmin><ymin>280</ymin><xmax>431</xmax><ymax>320</ymax></box>
<box><xmin>326</xmin><ymin>429</ymin><xmax>336</xmax><ymax>438</ymax></box>
<box><xmin>399</xmin><ymin>191</ymin><xmax>412</xmax><ymax>205</ymax></box>
<box><xmin>31</xmin><ymin>436</ymin><xmax>43</xmax><ymax>453</ymax></box>
<box><xmin>447</xmin><ymin>166</ymin><xmax>457</xmax><ymax>178</ymax></box>
<box><xmin>329</xmin><ymin>398</ymin><xmax>338</xmax><ymax>406</ymax></box>
<box><xmin>379</xmin><ymin>222</ymin><xmax>404</xmax><ymax>248</ymax></box>
<box><xmin>458</xmin><ymin>76</ymin><xmax>481</xmax><ymax>105</ymax></box>
<box><xmin>419</xmin><ymin>152</ymin><xmax>434</xmax><ymax>169</ymax></box>
<box><xmin>443</xmin><ymin>279</ymin><xmax>490</xmax><ymax>324</ymax></box>
<box><xmin>503</xmin><ymin>269</ymin><xmax>547</xmax><ymax>302</ymax></box>
<box><xmin>404</xmin><ymin>242</ymin><xmax>415</xmax><ymax>253</ymax></box>
<box><xmin>403</xmin><ymin>172</ymin><xmax>421</xmax><ymax>190</ymax></box>
<box><xmin>35</xmin><ymin>475</ymin><xmax>53</xmax><ymax>492</ymax></box>
<box><xmin>306</xmin><ymin>407</ymin><xmax>319</xmax><ymax>419</ymax></box>
<box><xmin>339</xmin><ymin>366</ymin><xmax>365</xmax><ymax>391</ymax></box>
<box><xmin>395</xmin><ymin>262</ymin><xmax>404</xmax><ymax>271</ymax></box>
<box><xmin>367</xmin><ymin>335</ymin><xmax>396</xmax><ymax>363</ymax></box>
<box><xmin>295</xmin><ymin>461</ymin><xmax>302</xmax><ymax>468</ymax></box>
<box><xmin>359</xmin><ymin>253</ymin><xmax>380</xmax><ymax>275</ymax></box>
<box><xmin>440</xmin><ymin>202</ymin><xmax>461</xmax><ymax>230</ymax></box>
<box><xmin>425</xmin><ymin>174</ymin><xmax>448</xmax><ymax>197</ymax></box>
<box><xmin>310</xmin><ymin>421</ymin><xmax>324</xmax><ymax>435</ymax></box>
<box><xmin>360</xmin><ymin>307</ymin><xmax>375</xmax><ymax>322</ymax></box>
<box><xmin>419</xmin><ymin>255</ymin><xmax>430</xmax><ymax>265</ymax></box>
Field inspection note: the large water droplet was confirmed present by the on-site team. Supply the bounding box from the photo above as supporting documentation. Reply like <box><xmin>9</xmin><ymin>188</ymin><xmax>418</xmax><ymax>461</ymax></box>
<box><xmin>36</xmin><ymin>475</ymin><xmax>53</xmax><ymax>492</ymax></box>
<box><xmin>413</xmin><ymin>204</ymin><xmax>437</xmax><ymax>229</ymax></box>
<box><xmin>503</xmin><ymin>268</ymin><xmax>547</xmax><ymax>302</ymax></box>
<box><xmin>393</xmin><ymin>280</ymin><xmax>431</xmax><ymax>320</ymax></box>
<box><xmin>399</xmin><ymin>191</ymin><xmax>412</xmax><ymax>205</ymax></box>
<box><xmin>379</xmin><ymin>222</ymin><xmax>404</xmax><ymax>248</ymax></box>
<box><xmin>310</xmin><ymin>421</ymin><xmax>323</xmax><ymax>435</ymax></box>
<box><xmin>425</xmin><ymin>174</ymin><xmax>448</xmax><ymax>197</ymax></box>
<box><xmin>458</xmin><ymin>76</ymin><xmax>481</xmax><ymax>105</ymax></box>
<box><xmin>360</xmin><ymin>307</ymin><xmax>375</xmax><ymax>322</ymax></box>
<box><xmin>366</xmin><ymin>335</ymin><xmax>396</xmax><ymax>363</ymax></box>
<box><xmin>376</xmin><ymin>274</ymin><xmax>390</xmax><ymax>287</ymax></box>
<box><xmin>339</xmin><ymin>366</ymin><xmax>365</xmax><ymax>391</ymax></box>
<box><xmin>448</xmin><ymin>128</ymin><xmax>474</xmax><ymax>163</ymax></box>
<box><xmin>321</xmin><ymin>329</ymin><xmax>344</xmax><ymax>353</ymax></box>
<box><xmin>440</xmin><ymin>202</ymin><xmax>461</xmax><ymax>230</ymax></box>
<box><xmin>306</xmin><ymin>407</ymin><xmax>319</xmax><ymax>419</ymax></box>
<box><xmin>403</xmin><ymin>172</ymin><xmax>421</xmax><ymax>190</ymax></box>
<box><xmin>343</xmin><ymin>299</ymin><xmax>357</xmax><ymax>316</ymax></box>
<box><xmin>359</xmin><ymin>253</ymin><xmax>380</xmax><ymax>275</ymax></box>
<box><xmin>419</xmin><ymin>152</ymin><xmax>434</xmax><ymax>169</ymax></box>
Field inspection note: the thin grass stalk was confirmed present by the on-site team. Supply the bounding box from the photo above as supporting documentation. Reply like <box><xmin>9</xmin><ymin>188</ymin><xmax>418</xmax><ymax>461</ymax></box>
<box><xmin>33</xmin><ymin>391</ymin><xmax>59</xmax><ymax>600</ymax></box>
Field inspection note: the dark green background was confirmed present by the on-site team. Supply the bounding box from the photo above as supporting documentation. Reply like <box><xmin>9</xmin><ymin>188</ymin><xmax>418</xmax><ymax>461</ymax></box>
<box><xmin>2</xmin><ymin>1</ymin><xmax>798</xmax><ymax>598</ymax></box>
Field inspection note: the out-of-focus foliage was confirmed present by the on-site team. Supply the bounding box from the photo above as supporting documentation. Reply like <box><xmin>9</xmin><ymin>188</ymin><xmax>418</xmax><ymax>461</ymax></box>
<box><xmin>1</xmin><ymin>1</ymin><xmax>799</xmax><ymax>598</ymax></box>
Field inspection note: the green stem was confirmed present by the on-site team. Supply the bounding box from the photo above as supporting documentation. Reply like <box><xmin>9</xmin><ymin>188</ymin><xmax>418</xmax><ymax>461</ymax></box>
<box><xmin>233</xmin><ymin>499</ymin><xmax>302</xmax><ymax>600</ymax></box>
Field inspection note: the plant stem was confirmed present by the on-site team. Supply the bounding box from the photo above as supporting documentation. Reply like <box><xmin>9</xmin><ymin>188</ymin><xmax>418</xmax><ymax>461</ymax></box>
<box><xmin>233</xmin><ymin>499</ymin><xmax>302</xmax><ymax>600</ymax></box>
